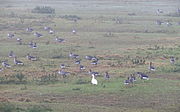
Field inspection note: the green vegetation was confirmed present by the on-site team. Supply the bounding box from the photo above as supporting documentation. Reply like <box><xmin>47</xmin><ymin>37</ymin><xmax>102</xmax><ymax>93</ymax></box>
<box><xmin>0</xmin><ymin>0</ymin><xmax>180</xmax><ymax>112</ymax></box>
<box><xmin>32</xmin><ymin>6</ymin><xmax>55</xmax><ymax>14</ymax></box>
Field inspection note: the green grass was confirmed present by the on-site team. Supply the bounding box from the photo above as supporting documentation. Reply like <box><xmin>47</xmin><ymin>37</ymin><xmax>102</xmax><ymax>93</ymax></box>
<box><xmin>0</xmin><ymin>0</ymin><xmax>180</xmax><ymax>112</ymax></box>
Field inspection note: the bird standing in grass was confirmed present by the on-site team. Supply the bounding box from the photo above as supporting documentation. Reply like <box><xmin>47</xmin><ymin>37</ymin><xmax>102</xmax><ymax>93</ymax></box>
<box><xmin>137</xmin><ymin>72</ymin><xmax>149</xmax><ymax>80</ymax></box>
<box><xmin>26</xmin><ymin>54</ymin><xmax>37</xmax><ymax>61</ymax></box>
<box><xmin>60</xmin><ymin>64</ymin><xmax>66</xmax><ymax>69</ymax></box>
<box><xmin>14</xmin><ymin>57</ymin><xmax>24</xmax><ymax>65</ymax></box>
<box><xmin>124</xmin><ymin>77</ymin><xmax>131</xmax><ymax>85</ymax></box>
<box><xmin>149</xmin><ymin>62</ymin><xmax>156</xmax><ymax>71</ymax></box>
<box><xmin>170</xmin><ymin>57</ymin><xmax>175</xmax><ymax>64</ymax></box>
<box><xmin>2</xmin><ymin>61</ymin><xmax>11</xmax><ymax>68</ymax></box>
<box><xmin>58</xmin><ymin>70</ymin><xmax>70</xmax><ymax>78</ymax></box>
<box><xmin>79</xmin><ymin>65</ymin><xmax>85</xmax><ymax>70</ymax></box>
<box><xmin>91</xmin><ymin>74</ymin><xmax>98</xmax><ymax>85</ymax></box>
<box><xmin>0</xmin><ymin>68</ymin><xmax>3</xmax><ymax>72</ymax></box>
<box><xmin>89</xmin><ymin>69</ymin><xmax>99</xmax><ymax>76</ymax></box>
<box><xmin>8</xmin><ymin>51</ymin><xmax>15</xmax><ymax>58</ymax></box>
<box><xmin>104</xmin><ymin>72</ymin><xmax>110</xmax><ymax>80</ymax></box>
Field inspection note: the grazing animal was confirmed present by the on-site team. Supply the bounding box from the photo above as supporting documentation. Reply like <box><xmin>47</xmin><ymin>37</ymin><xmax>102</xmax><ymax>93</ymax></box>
<box><xmin>55</xmin><ymin>37</ymin><xmax>65</xmax><ymax>43</ymax></box>
<box><xmin>72</xmin><ymin>29</ymin><xmax>76</xmax><ymax>34</ymax></box>
<box><xmin>16</xmin><ymin>38</ymin><xmax>22</xmax><ymax>45</ymax></box>
<box><xmin>156</xmin><ymin>20</ymin><xmax>164</xmax><ymax>25</ymax></box>
<box><xmin>34</xmin><ymin>32</ymin><xmax>43</xmax><ymax>38</ymax></box>
<box><xmin>85</xmin><ymin>55</ymin><xmax>94</xmax><ymax>60</ymax></box>
<box><xmin>0</xmin><ymin>68</ymin><xmax>3</xmax><ymax>72</ymax></box>
<box><xmin>44</xmin><ymin>26</ymin><xmax>51</xmax><ymax>31</ymax></box>
<box><xmin>14</xmin><ymin>57</ymin><xmax>24</xmax><ymax>65</ymax></box>
<box><xmin>26</xmin><ymin>27</ymin><xmax>33</xmax><ymax>32</ymax></box>
<box><xmin>60</xmin><ymin>64</ymin><xmax>66</xmax><ymax>69</ymax></box>
<box><xmin>26</xmin><ymin>54</ymin><xmax>37</xmax><ymax>61</ymax></box>
<box><xmin>124</xmin><ymin>77</ymin><xmax>131</xmax><ymax>85</ymax></box>
<box><xmin>157</xmin><ymin>9</ymin><xmax>163</xmax><ymax>15</ymax></box>
<box><xmin>69</xmin><ymin>53</ymin><xmax>79</xmax><ymax>59</ymax></box>
<box><xmin>136</xmin><ymin>72</ymin><xmax>149</xmax><ymax>80</ymax></box>
<box><xmin>79</xmin><ymin>65</ymin><xmax>85</xmax><ymax>70</ymax></box>
<box><xmin>28</xmin><ymin>41</ymin><xmax>33</xmax><ymax>47</ymax></box>
<box><xmin>2</xmin><ymin>61</ymin><xmax>11</xmax><ymax>68</ymax></box>
<box><xmin>17</xmin><ymin>38</ymin><xmax>22</xmax><ymax>42</ymax></box>
<box><xmin>170</xmin><ymin>57</ymin><xmax>175</xmax><ymax>64</ymax></box>
<box><xmin>124</xmin><ymin>75</ymin><xmax>135</xmax><ymax>85</ymax></box>
<box><xmin>58</xmin><ymin>70</ymin><xmax>70</xmax><ymax>78</ymax></box>
<box><xmin>104</xmin><ymin>72</ymin><xmax>110</xmax><ymax>80</ymax></box>
<box><xmin>130</xmin><ymin>74</ymin><xmax>136</xmax><ymax>82</ymax></box>
<box><xmin>91</xmin><ymin>60</ymin><xmax>98</xmax><ymax>65</ymax></box>
<box><xmin>32</xmin><ymin>43</ymin><xmax>37</xmax><ymax>49</ymax></box>
<box><xmin>89</xmin><ymin>69</ymin><xmax>99</xmax><ymax>76</ymax></box>
<box><xmin>8</xmin><ymin>51</ymin><xmax>14</xmax><ymax>58</ymax></box>
<box><xmin>49</xmin><ymin>29</ymin><xmax>54</xmax><ymax>34</ymax></box>
<box><xmin>91</xmin><ymin>74</ymin><xmax>98</xmax><ymax>85</ymax></box>
<box><xmin>166</xmin><ymin>21</ymin><xmax>172</xmax><ymax>26</ymax></box>
<box><xmin>91</xmin><ymin>57</ymin><xmax>98</xmax><ymax>61</ymax></box>
<box><xmin>149</xmin><ymin>62</ymin><xmax>156</xmax><ymax>71</ymax></box>
<box><xmin>7</xmin><ymin>33</ymin><xmax>15</xmax><ymax>38</ymax></box>
<box><xmin>75</xmin><ymin>60</ymin><xmax>81</xmax><ymax>65</ymax></box>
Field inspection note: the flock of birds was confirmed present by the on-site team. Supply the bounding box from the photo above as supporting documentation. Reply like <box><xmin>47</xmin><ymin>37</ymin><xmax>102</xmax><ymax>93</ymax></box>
<box><xmin>0</xmin><ymin>8</ymin><xmax>178</xmax><ymax>86</ymax></box>
<box><xmin>156</xmin><ymin>8</ymin><xmax>180</xmax><ymax>26</ymax></box>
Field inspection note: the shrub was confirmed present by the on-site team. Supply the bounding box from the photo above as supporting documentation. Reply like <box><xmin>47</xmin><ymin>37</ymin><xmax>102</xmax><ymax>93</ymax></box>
<box><xmin>32</xmin><ymin>6</ymin><xmax>55</xmax><ymax>14</ymax></box>
<box><xmin>59</xmin><ymin>15</ymin><xmax>81</xmax><ymax>20</ymax></box>
<box><xmin>15</xmin><ymin>73</ymin><xmax>25</xmax><ymax>82</ymax></box>
<box><xmin>0</xmin><ymin>103</ymin><xmax>23</xmax><ymax>112</ymax></box>
<box><xmin>27</xmin><ymin>105</ymin><xmax>52</xmax><ymax>112</ymax></box>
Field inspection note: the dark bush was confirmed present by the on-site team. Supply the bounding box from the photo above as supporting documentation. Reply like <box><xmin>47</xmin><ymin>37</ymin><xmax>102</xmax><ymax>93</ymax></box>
<box><xmin>0</xmin><ymin>103</ymin><xmax>24</xmax><ymax>112</ymax></box>
<box><xmin>59</xmin><ymin>15</ymin><xmax>81</xmax><ymax>20</ymax></box>
<box><xmin>27</xmin><ymin>105</ymin><xmax>52</xmax><ymax>112</ymax></box>
<box><xmin>15</xmin><ymin>73</ymin><xmax>25</xmax><ymax>82</ymax></box>
<box><xmin>32</xmin><ymin>6</ymin><xmax>55</xmax><ymax>14</ymax></box>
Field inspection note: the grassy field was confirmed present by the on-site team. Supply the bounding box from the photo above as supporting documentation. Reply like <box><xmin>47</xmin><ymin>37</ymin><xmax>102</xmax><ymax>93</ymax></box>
<box><xmin>0</xmin><ymin>0</ymin><xmax>180</xmax><ymax>112</ymax></box>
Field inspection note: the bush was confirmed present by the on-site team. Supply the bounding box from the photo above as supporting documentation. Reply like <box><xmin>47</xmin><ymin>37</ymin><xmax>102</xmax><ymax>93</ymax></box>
<box><xmin>0</xmin><ymin>103</ymin><xmax>52</xmax><ymax>112</ymax></box>
<box><xmin>15</xmin><ymin>73</ymin><xmax>25</xmax><ymax>82</ymax></box>
<box><xmin>32</xmin><ymin>6</ymin><xmax>55</xmax><ymax>14</ymax></box>
<box><xmin>27</xmin><ymin>105</ymin><xmax>52</xmax><ymax>112</ymax></box>
<box><xmin>59</xmin><ymin>15</ymin><xmax>81</xmax><ymax>20</ymax></box>
<box><xmin>0</xmin><ymin>103</ymin><xmax>24</xmax><ymax>112</ymax></box>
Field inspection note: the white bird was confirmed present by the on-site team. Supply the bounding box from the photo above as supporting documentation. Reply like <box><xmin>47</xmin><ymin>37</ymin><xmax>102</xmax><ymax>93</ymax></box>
<box><xmin>72</xmin><ymin>29</ymin><xmax>76</xmax><ymax>34</ymax></box>
<box><xmin>91</xmin><ymin>74</ymin><xmax>98</xmax><ymax>85</ymax></box>
<box><xmin>49</xmin><ymin>29</ymin><xmax>54</xmax><ymax>34</ymax></box>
